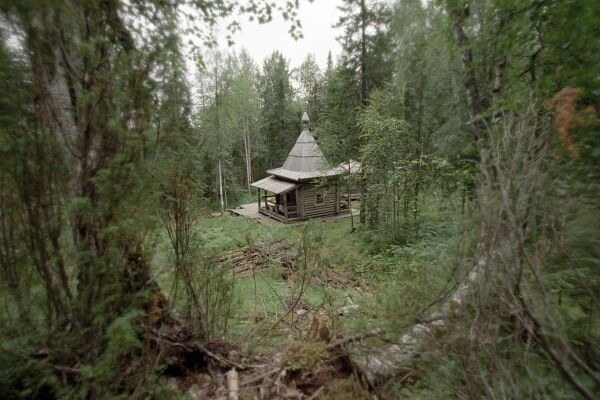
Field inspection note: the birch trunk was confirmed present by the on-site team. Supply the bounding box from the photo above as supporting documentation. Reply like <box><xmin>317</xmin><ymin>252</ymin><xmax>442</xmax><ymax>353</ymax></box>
<box><xmin>448</xmin><ymin>6</ymin><xmax>485</xmax><ymax>142</ymax></box>
<box><xmin>242</xmin><ymin>118</ymin><xmax>253</xmax><ymax>194</ymax></box>
<box><xmin>218</xmin><ymin>158</ymin><xmax>225</xmax><ymax>216</ymax></box>
<box><xmin>360</xmin><ymin>260</ymin><xmax>483</xmax><ymax>385</ymax></box>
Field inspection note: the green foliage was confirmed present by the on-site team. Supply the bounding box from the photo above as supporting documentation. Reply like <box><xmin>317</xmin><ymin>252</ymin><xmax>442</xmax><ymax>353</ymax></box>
<box><xmin>317</xmin><ymin>63</ymin><xmax>361</xmax><ymax>164</ymax></box>
<box><xmin>335</xmin><ymin>0</ymin><xmax>393</xmax><ymax>102</ymax></box>
<box><xmin>195</xmin><ymin>49</ymin><xmax>263</xmax><ymax>203</ymax></box>
<box><xmin>281</xmin><ymin>341</ymin><xmax>329</xmax><ymax>371</ymax></box>
<box><xmin>0</xmin><ymin>0</ymin><xmax>597</xmax><ymax>397</ymax></box>
<box><xmin>105</xmin><ymin>310</ymin><xmax>144</xmax><ymax>360</ymax></box>
<box><xmin>357</xmin><ymin>91</ymin><xmax>456</xmax><ymax>241</ymax></box>
<box><xmin>258</xmin><ymin>51</ymin><xmax>300</xmax><ymax>169</ymax></box>
<box><xmin>321</xmin><ymin>377</ymin><xmax>372</xmax><ymax>400</ymax></box>
<box><xmin>0</xmin><ymin>337</ymin><xmax>42</xmax><ymax>399</ymax></box>
<box><xmin>193</xmin><ymin>259</ymin><xmax>236</xmax><ymax>340</ymax></box>
<box><xmin>77</xmin><ymin>310</ymin><xmax>146</xmax><ymax>396</ymax></box>
<box><xmin>0</xmin><ymin>0</ymin><xmax>307</xmax><ymax>397</ymax></box>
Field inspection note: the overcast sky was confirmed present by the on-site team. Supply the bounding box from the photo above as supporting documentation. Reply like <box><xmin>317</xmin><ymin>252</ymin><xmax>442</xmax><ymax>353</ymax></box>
<box><xmin>216</xmin><ymin>0</ymin><xmax>344</xmax><ymax>70</ymax></box>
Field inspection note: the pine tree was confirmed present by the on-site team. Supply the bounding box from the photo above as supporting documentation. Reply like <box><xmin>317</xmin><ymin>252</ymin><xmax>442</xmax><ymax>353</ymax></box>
<box><xmin>258</xmin><ymin>51</ymin><xmax>298</xmax><ymax>169</ymax></box>
<box><xmin>335</xmin><ymin>0</ymin><xmax>391</xmax><ymax>107</ymax></box>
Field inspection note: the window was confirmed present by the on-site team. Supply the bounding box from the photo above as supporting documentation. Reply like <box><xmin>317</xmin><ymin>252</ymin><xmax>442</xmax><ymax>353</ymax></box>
<box><xmin>316</xmin><ymin>193</ymin><xmax>324</xmax><ymax>204</ymax></box>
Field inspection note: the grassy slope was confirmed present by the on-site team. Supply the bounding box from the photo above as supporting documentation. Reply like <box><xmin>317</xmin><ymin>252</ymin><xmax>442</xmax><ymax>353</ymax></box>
<box><xmin>151</xmin><ymin>194</ymin><xmax>468</xmax><ymax>354</ymax></box>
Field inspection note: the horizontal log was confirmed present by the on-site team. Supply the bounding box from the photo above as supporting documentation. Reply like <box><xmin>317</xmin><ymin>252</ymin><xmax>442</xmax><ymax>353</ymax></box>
<box><xmin>304</xmin><ymin>206</ymin><xmax>337</xmax><ymax>213</ymax></box>
<box><xmin>304</xmin><ymin>212</ymin><xmax>337</xmax><ymax>217</ymax></box>
<box><xmin>303</xmin><ymin>193</ymin><xmax>336</xmax><ymax>199</ymax></box>
<box><xmin>304</xmin><ymin>204</ymin><xmax>336</xmax><ymax>208</ymax></box>
<box><xmin>304</xmin><ymin>211</ymin><xmax>337</xmax><ymax>217</ymax></box>
<box><xmin>303</xmin><ymin>201</ymin><xmax>336</xmax><ymax>206</ymax></box>
<box><xmin>304</xmin><ymin>201</ymin><xmax>337</xmax><ymax>206</ymax></box>
<box><xmin>304</xmin><ymin>204</ymin><xmax>336</xmax><ymax>209</ymax></box>
<box><xmin>304</xmin><ymin>212</ymin><xmax>340</xmax><ymax>218</ymax></box>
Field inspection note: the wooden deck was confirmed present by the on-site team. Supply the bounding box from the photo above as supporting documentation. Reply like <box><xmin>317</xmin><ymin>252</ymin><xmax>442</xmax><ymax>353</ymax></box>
<box><xmin>227</xmin><ymin>203</ymin><xmax>288</xmax><ymax>225</ymax></box>
<box><xmin>257</xmin><ymin>206</ymin><xmax>302</xmax><ymax>223</ymax></box>
<box><xmin>227</xmin><ymin>202</ymin><xmax>358</xmax><ymax>226</ymax></box>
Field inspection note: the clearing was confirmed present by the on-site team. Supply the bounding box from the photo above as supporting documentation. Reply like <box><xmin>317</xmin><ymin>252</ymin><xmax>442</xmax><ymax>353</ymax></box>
<box><xmin>152</xmin><ymin>214</ymin><xmax>402</xmax><ymax>399</ymax></box>
<box><xmin>149</xmin><ymin>197</ymin><xmax>460</xmax><ymax>399</ymax></box>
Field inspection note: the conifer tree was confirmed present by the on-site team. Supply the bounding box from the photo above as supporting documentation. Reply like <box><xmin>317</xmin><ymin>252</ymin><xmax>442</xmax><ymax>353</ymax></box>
<box><xmin>259</xmin><ymin>51</ymin><xmax>298</xmax><ymax>169</ymax></box>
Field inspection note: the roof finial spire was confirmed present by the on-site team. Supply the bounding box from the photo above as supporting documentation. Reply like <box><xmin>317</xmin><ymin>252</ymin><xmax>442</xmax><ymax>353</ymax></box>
<box><xmin>302</xmin><ymin>111</ymin><xmax>310</xmax><ymax>130</ymax></box>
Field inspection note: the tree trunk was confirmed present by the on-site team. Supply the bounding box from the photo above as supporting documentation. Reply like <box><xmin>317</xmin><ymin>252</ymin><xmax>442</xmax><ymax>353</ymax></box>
<box><xmin>359</xmin><ymin>0</ymin><xmax>368</xmax><ymax>222</ymax></box>
<box><xmin>358</xmin><ymin>260</ymin><xmax>483</xmax><ymax>385</ymax></box>
<box><xmin>243</xmin><ymin>118</ymin><xmax>253</xmax><ymax>195</ymax></box>
<box><xmin>448</xmin><ymin>6</ymin><xmax>485</xmax><ymax>142</ymax></box>
<box><xmin>359</xmin><ymin>172</ymin><xmax>367</xmax><ymax>224</ymax></box>
<box><xmin>218</xmin><ymin>158</ymin><xmax>225</xmax><ymax>216</ymax></box>
<box><xmin>348</xmin><ymin>164</ymin><xmax>354</xmax><ymax>232</ymax></box>
<box><xmin>22</xmin><ymin>2</ymin><xmax>161</xmax><ymax>353</ymax></box>
<box><xmin>214</xmin><ymin>61</ymin><xmax>225</xmax><ymax>216</ymax></box>
<box><xmin>360</xmin><ymin>0</ymin><xmax>368</xmax><ymax>108</ymax></box>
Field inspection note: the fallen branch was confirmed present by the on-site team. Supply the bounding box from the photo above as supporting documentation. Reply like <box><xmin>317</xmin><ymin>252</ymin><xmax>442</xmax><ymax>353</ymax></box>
<box><xmin>150</xmin><ymin>335</ymin><xmax>248</xmax><ymax>371</ymax></box>
<box><xmin>327</xmin><ymin>329</ymin><xmax>384</xmax><ymax>350</ymax></box>
<box><xmin>46</xmin><ymin>363</ymin><xmax>82</xmax><ymax>374</ymax></box>
<box><xmin>197</xmin><ymin>344</ymin><xmax>247</xmax><ymax>371</ymax></box>
<box><xmin>240</xmin><ymin>368</ymin><xmax>280</xmax><ymax>386</ymax></box>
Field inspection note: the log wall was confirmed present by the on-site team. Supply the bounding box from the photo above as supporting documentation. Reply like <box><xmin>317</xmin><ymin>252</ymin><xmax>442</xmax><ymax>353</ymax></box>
<box><xmin>301</xmin><ymin>183</ymin><xmax>340</xmax><ymax>219</ymax></box>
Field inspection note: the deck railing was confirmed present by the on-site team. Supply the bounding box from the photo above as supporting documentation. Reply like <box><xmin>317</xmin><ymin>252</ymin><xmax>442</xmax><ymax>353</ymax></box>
<box><xmin>261</xmin><ymin>200</ymin><xmax>298</xmax><ymax>219</ymax></box>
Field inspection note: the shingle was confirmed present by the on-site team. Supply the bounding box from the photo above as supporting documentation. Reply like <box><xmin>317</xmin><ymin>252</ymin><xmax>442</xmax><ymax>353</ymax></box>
<box><xmin>254</xmin><ymin>113</ymin><xmax>350</xmax><ymax>183</ymax></box>
<box><xmin>250</xmin><ymin>176</ymin><xmax>298</xmax><ymax>194</ymax></box>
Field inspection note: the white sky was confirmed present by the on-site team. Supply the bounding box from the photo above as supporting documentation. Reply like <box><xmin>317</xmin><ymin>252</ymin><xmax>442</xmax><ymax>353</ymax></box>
<box><xmin>183</xmin><ymin>0</ymin><xmax>344</xmax><ymax>107</ymax></box>
<box><xmin>216</xmin><ymin>0</ymin><xmax>343</xmax><ymax>70</ymax></box>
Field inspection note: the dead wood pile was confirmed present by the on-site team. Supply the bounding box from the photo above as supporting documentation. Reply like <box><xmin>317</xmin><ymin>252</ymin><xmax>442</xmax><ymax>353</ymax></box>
<box><xmin>218</xmin><ymin>239</ymin><xmax>295</xmax><ymax>277</ymax></box>
<box><xmin>311</xmin><ymin>266</ymin><xmax>370</xmax><ymax>295</ymax></box>
<box><xmin>218</xmin><ymin>239</ymin><xmax>370</xmax><ymax>297</ymax></box>
<box><xmin>162</xmin><ymin>245</ymin><xmax>484</xmax><ymax>397</ymax></box>
<box><xmin>175</xmin><ymin>317</ymin><xmax>383</xmax><ymax>399</ymax></box>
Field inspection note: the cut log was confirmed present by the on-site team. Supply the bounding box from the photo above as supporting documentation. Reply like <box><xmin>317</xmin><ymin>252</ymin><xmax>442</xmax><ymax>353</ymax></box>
<box><xmin>226</xmin><ymin>369</ymin><xmax>239</xmax><ymax>400</ymax></box>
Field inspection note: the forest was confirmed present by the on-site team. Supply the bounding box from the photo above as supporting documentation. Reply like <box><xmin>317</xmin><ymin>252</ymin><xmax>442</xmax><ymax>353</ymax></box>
<box><xmin>0</xmin><ymin>0</ymin><xmax>598</xmax><ymax>398</ymax></box>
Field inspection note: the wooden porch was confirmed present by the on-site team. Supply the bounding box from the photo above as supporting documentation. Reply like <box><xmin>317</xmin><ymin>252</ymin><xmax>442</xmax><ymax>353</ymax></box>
<box><xmin>257</xmin><ymin>189</ymin><xmax>300</xmax><ymax>223</ymax></box>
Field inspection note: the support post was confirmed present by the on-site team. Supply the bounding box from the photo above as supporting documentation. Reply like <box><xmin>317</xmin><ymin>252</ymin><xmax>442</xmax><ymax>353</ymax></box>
<box><xmin>335</xmin><ymin>182</ymin><xmax>340</xmax><ymax>214</ymax></box>
<box><xmin>298</xmin><ymin>186</ymin><xmax>303</xmax><ymax>218</ymax></box>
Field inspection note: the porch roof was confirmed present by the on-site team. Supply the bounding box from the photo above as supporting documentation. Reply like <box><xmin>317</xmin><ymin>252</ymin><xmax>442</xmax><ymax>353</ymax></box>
<box><xmin>251</xmin><ymin>176</ymin><xmax>299</xmax><ymax>194</ymax></box>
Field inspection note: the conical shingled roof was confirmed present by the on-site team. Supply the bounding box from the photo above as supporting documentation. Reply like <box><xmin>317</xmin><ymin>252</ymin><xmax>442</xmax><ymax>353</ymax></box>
<box><xmin>266</xmin><ymin>113</ymin><xmax>341</xmax><ymax>182</ymax></box>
